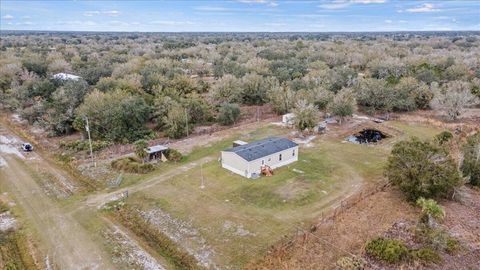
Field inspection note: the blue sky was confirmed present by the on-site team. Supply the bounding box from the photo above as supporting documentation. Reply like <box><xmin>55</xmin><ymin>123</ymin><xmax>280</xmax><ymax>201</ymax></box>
<box><xmin>1</xmin><ymin>0</ymin><xmax>479</xmax><ymax>32</ymax></box>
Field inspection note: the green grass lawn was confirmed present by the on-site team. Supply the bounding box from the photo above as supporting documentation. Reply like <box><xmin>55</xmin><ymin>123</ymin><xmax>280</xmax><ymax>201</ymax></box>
<box><xmin>116</xmin><ymin>120</ymin><xmax>446</xmax><ymax>269</ymax></box>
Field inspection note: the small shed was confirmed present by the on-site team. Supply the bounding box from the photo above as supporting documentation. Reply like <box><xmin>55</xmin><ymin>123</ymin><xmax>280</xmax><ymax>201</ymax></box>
<box><xmin>282</xmin><ymin>113</ymin><xmax>295</xmax><ymax>125</ymax></box>
<box><xmin>145</xmin><ymin>145</ymin><xmax>169</xmax><ymax>161</ymax></box>
<box><xmin>232</xmin><ymin>140</ymin><xmax>248</xmax><ymax>147</ymax></box>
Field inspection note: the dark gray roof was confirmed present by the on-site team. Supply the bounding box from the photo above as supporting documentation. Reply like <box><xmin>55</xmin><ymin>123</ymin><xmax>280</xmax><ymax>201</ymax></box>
<box><xmin>223</xmin><ymin>137</ymin><xmax>297</xmax><ymax>161</ymax></box>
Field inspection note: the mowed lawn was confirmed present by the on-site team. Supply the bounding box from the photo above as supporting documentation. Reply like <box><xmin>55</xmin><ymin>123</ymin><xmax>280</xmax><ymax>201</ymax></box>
<box><xmin>125</xmin><ymin>121</ymin><xmax>444</xmax><ymax>269</ymax></box>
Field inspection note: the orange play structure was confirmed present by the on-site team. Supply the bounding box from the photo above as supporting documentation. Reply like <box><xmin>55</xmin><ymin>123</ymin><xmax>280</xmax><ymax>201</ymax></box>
<box><xmin>261</xmin><ymin>165</ymin><xmax>273</xmax><ymax>176</ymax></box>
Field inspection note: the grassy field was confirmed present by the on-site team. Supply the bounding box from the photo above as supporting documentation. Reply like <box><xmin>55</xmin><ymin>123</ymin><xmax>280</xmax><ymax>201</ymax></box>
<box><xmin>115</xmin><ymin>120</ymin><xmax>445</xmax><ymax>269</ymax></box>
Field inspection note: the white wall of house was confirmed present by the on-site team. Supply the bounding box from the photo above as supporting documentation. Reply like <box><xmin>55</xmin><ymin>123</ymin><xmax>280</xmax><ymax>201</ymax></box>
<box><xmin>221</xmin><ymin>146</ymin><xmax>299</xmax><ymax>178</ymax></box>
<box><xmin>221</xmin><ymin>151</ymin><xmax>250</xmax><ymax>177</ymax></box>
<box><xmin>247</xmin><ymin>146</ymin><xmax>298</xmax><ymax>177</ymax></box>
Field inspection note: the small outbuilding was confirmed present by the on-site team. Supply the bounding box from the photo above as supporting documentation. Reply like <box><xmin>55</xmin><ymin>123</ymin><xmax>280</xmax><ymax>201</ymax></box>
<box><xmin>221</xmin><ymin>137</ymin><xmax>298</xmax><ymax>178</ymax></box>
<box><xmin>145</xmin><ymin>144</ymin><xmax>169</xmax><ymax>161</ymax></box>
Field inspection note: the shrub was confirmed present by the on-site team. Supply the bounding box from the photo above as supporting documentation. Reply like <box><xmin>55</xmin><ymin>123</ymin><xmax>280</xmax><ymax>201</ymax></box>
<box><xmin>133</xmin><ymin>139</ymin><xmax>148</xmax><ymax>162</ymax></box>
<box><xmin>461</xmin><ymin>132</ymin><xmax>480</xmax><ymax>186</ymax></box>
<box><xmin>111</xmin><ymin>157</ymin><xmax>154</xmax><ymax>174</ymax></box>
<box><xmin>292</xmin><ymin>99</ymin><xmax>319</xmax><ymax>131</ymax></box>
<box><xmin>434</xmin><ymin>131</ymin><xmax>453</xmax><ymax>145</ymax></box>
<box><xmin>217</xmin><ymin>103</ymin><xmax>241</xmax><ymax>125</ymax></box>
<box><xmin>416</xmin><ymin>197</ymin><xmax>445</xmax><ymax>227</ymax></box>
<box><xmin>385</xmin><ymin>138</ymin><xmax>462</xmax><ymax>201</ymax></box>
<box><xmin>365</xmin><ymin>238</ymin><xmax>409</xmax><ymax>264</ymax></box>
<box><xmin>410</xmin><ymin>248</ymin><xmax>441</xmax><ymax>264</ymax></box>
<box><xmin>164</xmin><ymin>149</ymin><xmax>183</xmax><ymax>162</ymax></box>
<box><xmin>415</xmin><ymin>226</ymin><xmax>460</xmax><ymax>254</ymax></box>
<box><xmin>445</xmin><ymin>237</ymin><xmax>461</xmax><ymax>254</ymax></box>
<box><xmin>336</xmin><ymin>256</ymin><xmax>367</xmax><ymax>270</ymax></box>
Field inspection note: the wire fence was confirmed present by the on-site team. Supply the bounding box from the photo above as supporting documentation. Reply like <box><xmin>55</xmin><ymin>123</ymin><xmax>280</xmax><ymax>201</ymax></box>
<box><xmin>261</xmin><ymin>181</ymin><xmax>392</xmax><ymax>260</ymax></box>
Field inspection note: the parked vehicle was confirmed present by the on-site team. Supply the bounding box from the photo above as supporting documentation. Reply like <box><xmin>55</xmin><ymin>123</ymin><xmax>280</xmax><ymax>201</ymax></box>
<box><xmin>21</xmin><ymin>143</ymin><xmax>33</xmax><ymax>152</ymax></box>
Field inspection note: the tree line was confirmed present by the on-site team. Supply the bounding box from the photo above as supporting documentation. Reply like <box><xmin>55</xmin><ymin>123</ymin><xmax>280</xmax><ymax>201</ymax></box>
<box><xmin>0</xmin><ymin>32</ymin><xmax>478</xmax><ymax>142</ymax></box>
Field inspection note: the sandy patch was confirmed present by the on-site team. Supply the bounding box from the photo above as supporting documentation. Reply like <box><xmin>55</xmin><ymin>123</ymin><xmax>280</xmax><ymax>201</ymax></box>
<box><xmin>293</xmin><ymin>135</ymin><xmax>316</xmax><ymax>148</ymax></box>
<box><xmin>141</xmin><ymin>208</ymin><xmax>218</xmax><ymax>269</ymax></box>
<box><xmin>0</xmin><ymin>156</ymin><xmax>7</xmax><ymax>168</ymax></box>
<box><xmin>0</xmin><ymin>144</ymin><xmax>25</xmax><ymax>159</ymax></box>
<box><xmin>0</xmin><ymin>212</ymin><xmax>17</xmax><ymax>231</ymax></box>
<box><xmin>104</xmin><ymin>225</ymin><xmax>165</xmax><ymax>270</ymax></box>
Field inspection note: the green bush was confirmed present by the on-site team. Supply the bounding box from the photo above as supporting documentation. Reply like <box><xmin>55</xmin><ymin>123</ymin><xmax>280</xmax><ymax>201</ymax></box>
<box><xmin>385</xmin><ymin>138</ymin><xmax>462</xmax><ymax>201</ymax></box>
<box><xmin>410</xmin><ymin>248</ymin><xmax>441</xmax><ymax>264</ymax></box>
<box><xmin>434</xmin><ymin>131</ymin><xmax>453</xmax><ymax>145</ymax></box>
<box><xmin>445</xmin><ymin>237</ymin><xmax>461</xmax><ymax>254</ymax></box>
<box><xmin>461</xmin><ymin>132</ymin><xmax>480</xmax><ymax>186</ymax></box>
<box><xmin>217</xmin><ymin>103</ymin><xmax>241</xmax><ymax>125</ymax></box>
<box><xmin>111</xmin><ymin>157</ymin><xmax>154</xmax><ymax>174</ymax></box>
<box><xmin>165</xmin><ymin>148</ymin><xmax>183</xmax><ymax>162</ymax></box>
<box><xmin>365</xmin><ymin>238</ymin><xmax>409</xmax><ymax>264</ymax></box>
<box><xmin>415</xmin><ymin>226</ymin><xmax>460</xmax><ymax>254</ymax></box>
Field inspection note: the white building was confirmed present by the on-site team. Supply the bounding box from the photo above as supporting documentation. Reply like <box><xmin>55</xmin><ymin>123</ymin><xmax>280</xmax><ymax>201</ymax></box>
<box><xmin>221</xmin><ymin>137</ymin><xmax>298</xmax><ymax>178</ymax></box>
<box><xmin>52</xmin><ymin>73</ymin><xmax>81</xmax><ymax>81</ymax></box>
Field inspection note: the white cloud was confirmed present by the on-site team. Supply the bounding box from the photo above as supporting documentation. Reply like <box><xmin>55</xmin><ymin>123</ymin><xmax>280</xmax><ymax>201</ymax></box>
<box><xmin>57</xmin><ymin>20</ymin><xmax>97</xmax><ymax>26</ymax></box>
<box><xmin>318</xmin><ymin>0</ymin><xmax>350</xmax><ymax>10</ymax></box>
<box><xmin>194</xmin><ymin>6</ymin><xmax>228</xmax><ymax>11</ymax></box>
<box><xmin>21</xmin><ymin>16</ymin><xmax>31</xmax><ymax>19</ymax></box>
<box><xmin>237</xmin><ymin>0</ymin><xmax>278</xmax><ymax>7</ymax></box>
<box><xmin>405</xmin><ymin>3</ymin><xmax>439</xmax><ymax>13</ymax></box>
<box><xmin>2</xmin><ymin>14</ymin><xmax>14</xmax><ymax>20</ymax></box>
<box><xmin>384</xmin><ymin>19</ymin><xmax>392</xmax><ymax>23</ymax></box>
<box><xmin>16</xmin><ymin>21</ymin><xmax>34</xmax><ymax>26</ymax></box>
<box><xmin>84</xmin><ymin>10</ymin><xmax>121</xmax><ymax>17</ymax></box>
<box><xmin>84</xmin><ymin>11</ymin><xmax>100</xmax><ymax>16</ymax></box>
<box><xmin>103</xmin><ymin>10</ymin><xmax>121</xmax><ymax>16</ymax></box>
<box><xmin>318</xmin><ymin>0</ymin><xmax>386</xmax><ymax>10</ymax></box>
<box><xmin>352</xmin><ymin>0</ymin><xmax>386</xmax><ymax>3</ymax></box>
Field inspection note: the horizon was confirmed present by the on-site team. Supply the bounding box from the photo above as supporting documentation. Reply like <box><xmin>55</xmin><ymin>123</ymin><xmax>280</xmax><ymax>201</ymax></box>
<box><xmin>1</xmin><ymin>0</ymin><xmax>479</xmax><ymax>32</ymax></box>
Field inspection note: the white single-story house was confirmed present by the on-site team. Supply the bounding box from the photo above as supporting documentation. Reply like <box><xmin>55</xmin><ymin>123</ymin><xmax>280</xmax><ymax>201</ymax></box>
<box><xmin>52</xmin><ymin>73</ymin><xmax>81</xmax><ymax>81</ymax></box>
<box><xmin>221</xmin><ymin>137</ymin><xmax>298</xmax><ymax>178</ymax></box>
<box><xmin>282</xmin><ymin>113</ymin><xmax>295</xmax><ymax>125</ymax></box>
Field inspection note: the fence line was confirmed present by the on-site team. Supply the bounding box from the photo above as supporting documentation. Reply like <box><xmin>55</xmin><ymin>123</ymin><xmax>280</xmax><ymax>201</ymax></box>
<box><xmin>262</xmin><ymin>182</ymin><xmax>391</xmax><ymax>259</ymax></box>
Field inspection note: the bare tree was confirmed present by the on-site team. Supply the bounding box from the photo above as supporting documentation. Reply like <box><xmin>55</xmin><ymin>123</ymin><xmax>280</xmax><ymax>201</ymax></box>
<box><xmin>431</xmin><ymin>81</ymin><xmax>479</xmax><ymax>121</ymax></box>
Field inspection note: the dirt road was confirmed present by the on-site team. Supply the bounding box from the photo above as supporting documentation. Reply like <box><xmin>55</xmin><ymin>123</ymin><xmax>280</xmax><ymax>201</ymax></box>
<box><xmin>0</xmin><ymin>125</ymin><xmax>116</xmax><ymax>270</ymax></box>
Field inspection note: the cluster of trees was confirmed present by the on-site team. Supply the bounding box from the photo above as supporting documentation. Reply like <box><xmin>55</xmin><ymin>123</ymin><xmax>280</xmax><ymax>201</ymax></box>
<box><xmin>386</xmin><ymin>131</ymin><xmax>480</xmax><ymax>202</ymax></box>
<box><xmin>1</xmin><ymin>32</ymin><xmax>478</xmax><ymax>142</ymax></box>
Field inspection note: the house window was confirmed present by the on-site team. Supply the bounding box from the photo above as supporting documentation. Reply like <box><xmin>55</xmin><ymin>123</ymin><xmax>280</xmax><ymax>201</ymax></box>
<box><xmin>279</xmin><ymin>154</ymin><xmax>282</xmax><ymax>161</ymax></box>
<box><xmin>292</xmin><ymin>149</ymin><xmax>295</xmax><ymax>156</ymax></box>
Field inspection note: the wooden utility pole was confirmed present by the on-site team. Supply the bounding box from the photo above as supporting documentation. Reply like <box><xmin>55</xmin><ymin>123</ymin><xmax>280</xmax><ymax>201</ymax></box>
<box><xmin>185</xmin><ymin>108</ymin><xmax>189</xmax><ymax>137</ymax></box>
<box><xmin>200</xmin><ymin>162</ymin><xmax>205</xmax><ymax>189</ymax></box>
<box><xmin>85</xmin><ymin>116</ymin><xmax>96</xmax><ymax>167</ymax></box>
